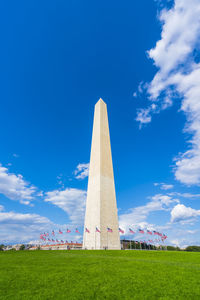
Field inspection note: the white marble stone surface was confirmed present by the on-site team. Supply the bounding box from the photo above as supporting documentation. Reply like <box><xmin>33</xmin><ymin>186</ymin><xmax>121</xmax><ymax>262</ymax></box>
<box><xmin>83</xmin><ymin>99</ymin><xmax>120</xmax><ymax>250</ymax></box>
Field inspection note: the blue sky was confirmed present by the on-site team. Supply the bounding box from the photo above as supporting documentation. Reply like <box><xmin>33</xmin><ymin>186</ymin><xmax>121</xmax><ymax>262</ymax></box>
<box><xmin>1</xmin><ymin>0</ymin><xmax>200</xmax><ymax>247</ymax></box>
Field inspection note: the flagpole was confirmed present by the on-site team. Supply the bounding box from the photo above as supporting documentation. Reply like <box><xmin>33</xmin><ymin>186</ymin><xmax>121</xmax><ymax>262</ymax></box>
<box><xmin>85</xmin><ymin>229</ymin><xmax>86</xmax><ymax>250</ymax></box>
<box><xmin>95</xmin><ymin>227</ymin><xmax>96</xmax><ymax>250</ymax></box>
<box><xmin>107</xmin><ymin>228</ymin><xmax>108</xmax><ymax>250</ymax></box>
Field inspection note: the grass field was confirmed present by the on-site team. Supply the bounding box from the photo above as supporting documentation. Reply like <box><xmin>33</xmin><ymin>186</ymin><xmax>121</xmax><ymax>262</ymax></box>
<box><xmin>0</xmin><ymin>250</ymin><xmax>200</xmax><ymax>300</ymax></box>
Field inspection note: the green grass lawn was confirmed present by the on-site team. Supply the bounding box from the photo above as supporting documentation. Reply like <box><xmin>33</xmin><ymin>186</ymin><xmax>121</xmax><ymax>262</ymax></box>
<box><xmin>0</xmin><ymin>250</ymin><xmax>200</xmax><ymax>300</ymax></box>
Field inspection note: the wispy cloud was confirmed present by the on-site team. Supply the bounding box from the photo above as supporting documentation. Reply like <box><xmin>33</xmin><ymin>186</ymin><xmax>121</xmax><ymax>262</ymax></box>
<box><xmin>136</xmin><ymin>0</ymin><xmax>200</xmax><ymax>185</ymax></box>
<box><xmin>119</xmin><ymin>193</ymin><xmax>179</xmax><ymax>232</ymax></box>
<box><xmin>74</xmin><ymin>163</ymin><xmax>89</xmax><ymax>180</ymax></box>
<box><xmin>154</xmin><ymin>182</ymin><xmax>174</xmax><ymax>190</ymax></box>
<box><xmin>168</xmin><ymin>192</ymin><xmax>200</xmax><ymax>199</ymax></box>
<box><xmin>44</xmin><ymin>188</ymin><xmax>86</xmax><ymax>225</ymax></box>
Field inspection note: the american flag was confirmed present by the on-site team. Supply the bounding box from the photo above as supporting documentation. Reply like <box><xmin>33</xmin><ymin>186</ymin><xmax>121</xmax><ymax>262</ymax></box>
<box><xmin>107</xmin><ymin>227</ymin><xmax>113</xmax><ymax>232</ymax></box>
<box><xmin>48</xmin><ymin>238</ymin><xmax>51</xmax><ymax>241</ymax></box>
<box><xmin>52</xmin><ymin>239</ymin><xmax>55</xmax><ymax>242</ymax></box>
<box><xmin>75</xmin><ymin>228</ymin><xmax>80</xmax><ymax>233</ymax></box>
<box><xmin>66</xmin><ymin>228</ymin><xmax>71</xmax><ymax>233</ymax></box>
<box><xmin>139</xmin><ymin>229</ymin><xmax>144</xmax><ymax>234</ymax></box>
<box><xmin>61</xmin><ymin>240</ymin><xmax>64</xmax><ymax>243</ymax></box>
<box><xmin>85</xmin><ymin>227</ymin><xmax>90</xmax><ymax>233</ymax></box>
<box><xmin>119</xmin><ymin>228</ymin><xmax>124</xmax><ymax>234</ymax></box>
<box><xmin>56</xmin><ymin>239</ymin><xmax>59</xmax><ymax>242</ymax></box>
<box><xmin>129</xmin><ymin>228</ymin><xmax>135</xmax><ymax>234</ymax></box>
<box><xmin>46</xmin><ymin>232</ymin><xmax>49</xmax><ymax>237</ymax></box>
<box><xmin>163</xmin><ymin>234</ymin><xmax>167</xmax><ymax>239</ymax></box>
<box><xmin>59</xmin><ymin>229</ymin><xmax>63</xmax><ymax>234</ymax></box>
<box><xmin>52</xmin><ymin>230</ymin><xmax>55</xmax><ymax>236</ymax></box>
<box><xmin>158</xmin><ymin>232</ymin><xmax>162</xmax><ymax>237</ymax></box>
<box><xmin>153</xmin><ymin>231</ymin><xmax>158</xmax><ymax>235</ymax></box>
<box><xmin>66</xmin><ymin>240</ymin><xmax>68</xmax><ymax>243</ymax></box>
<box><xmin>96</xmin><ymin>227</ymin><xmax>101</xmax><ymax>233</ymax></box>
<box><xmin>147</xmin><ymin>230</ymin><xmax>152</xmax><ymax>235</ymax></box>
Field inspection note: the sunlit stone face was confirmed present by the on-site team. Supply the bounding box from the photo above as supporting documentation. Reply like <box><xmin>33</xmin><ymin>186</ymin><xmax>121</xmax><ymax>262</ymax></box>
<box><xmin>83</xmin><ymin>99</ymin><xmax>120</xmax><ymax>250</ymax></box>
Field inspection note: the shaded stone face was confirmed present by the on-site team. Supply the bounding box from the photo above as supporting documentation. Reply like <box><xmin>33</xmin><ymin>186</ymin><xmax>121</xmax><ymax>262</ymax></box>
<box><xmin>83</xmin><ymin>99</ymin><xmax>120</xmax><ymax>250</ymax></box>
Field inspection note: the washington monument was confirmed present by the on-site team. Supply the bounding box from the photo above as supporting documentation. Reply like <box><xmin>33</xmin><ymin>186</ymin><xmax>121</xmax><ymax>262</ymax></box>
<box><xmin>83</xmin><ymin>99</ymin><xmax>120</xmax><ymax>250</ymax></box>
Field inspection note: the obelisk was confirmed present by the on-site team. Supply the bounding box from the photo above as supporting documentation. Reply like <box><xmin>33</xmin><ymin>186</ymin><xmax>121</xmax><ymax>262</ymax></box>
<box><xmin>83</xmin><ymin>99</ymin><xmax>120</xmax><ymax>250</ymax></box>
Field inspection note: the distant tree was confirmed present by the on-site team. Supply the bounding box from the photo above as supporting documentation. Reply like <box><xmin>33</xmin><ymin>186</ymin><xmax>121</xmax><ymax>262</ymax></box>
<box><xmin>0</xmin><ymin>244</ymin><xmax>4</xmax><ymax>251</ymax></box>
<box><xmin>185</xmin><ymin>246</ymin><xmax>200</xmax><ymax>252</ymax></box>
<box><xmin>37</xmin><ymin>246</ymin><xmax>41</xmax><ymax>250</ymax></box>
<box><xmin>19</xmin><ymin>244</ymin><xmax>25</xmax><ymax>250</ymax></box>
<box><xmin>167</xmin><ymin>246</ymin><xmax>180</xmax><ymax>251</ymax></box>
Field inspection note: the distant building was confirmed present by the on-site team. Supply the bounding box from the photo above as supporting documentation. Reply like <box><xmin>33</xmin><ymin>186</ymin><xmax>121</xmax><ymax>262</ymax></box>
<box><xmin>29</xmin><ymin>242</ymin><xmax>82</xmax><ymax>250</ymax></box>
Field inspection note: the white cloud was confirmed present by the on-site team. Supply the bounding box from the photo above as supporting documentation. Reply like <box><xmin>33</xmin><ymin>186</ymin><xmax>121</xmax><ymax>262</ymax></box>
<box><xmin>154</xmin><ymin>182</ymin><xmax>174</xmax><ymax>190</ymax></box>
<box><xmin>0</xmin><ymin>164</ymin><xmax>36</xmax><ymax>204</ymax></box>
<box><xmin>171</xmin><ymin>204</ymin><xmax>200</xmax><ymax>223</ymax></box>
<box><xmin>135</xmin><ymin>107</ymin><xmax>152</xmax><ymax>125</ymax></box>
<box><xmin>74</xmin><ymin>163</ymin><xmax>89</xmax><ymax>180</ymax></box>
<box><xmin>168</xmin><ymin>192</ymin><xmax>200</xmax><ymax>198</ymax></box>
<box><xmin>45</xmin><ymin>188</ymin><xmax>86</xmax><ymax>224</ymax></box>
<box><xmin>119</xmin><ymin>193</ymin><xmax>179</xmax><ymax>232</ymax></box>
<box><xmin>136</xmin><ymin>0</ymin><xmax>200</xmax><ymax>185</ymax></box>
<box><xmin>0</xmin><ymin>210</ymin><xmax>53</xmax><ymax>244</ymax></box>
<box><xmin>0</xmin><ymin>209</ymin><xmax>83</xmax><ymax>245</ymax></box>
<box><xmin>160</xmin><ymin>184</ymin><xmax>174</xmax><ymax>190</ymax></box>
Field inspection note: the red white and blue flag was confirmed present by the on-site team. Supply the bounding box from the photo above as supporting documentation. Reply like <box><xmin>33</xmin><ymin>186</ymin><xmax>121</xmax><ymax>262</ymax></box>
<box><xmin>66</xmin><ymin>240</ymin><xmax>68</xmax><ymax>243</ymax></box>
<box><xmin>129</xmin><ymin>228</ymin><xmax>135</xmax><ymax>234</ymax></box>
<box><xmin>107</xmin><ymin>227</ymin><xmax>113</xmax><ymax>232</ymax></box>
<box><xmin>119</xmin><ymin>228</ymin><xmax>124</xmax><ymax>234</ymax></box>
<box><xmin>147</xmin><ymin>230</ymin><xmax>152</xmax><ymax>235</ymax></box>
<box><xmin>59</xmin><ymin>229</ymin><xmax>63</xmax><ymax>234</ymax></box>
<box><xmin>75</xmin><ymin>228</ymin><xmax>80</xmax><ymax>233</ymax></box>
<box><xmin>61</xmin><ymin>240</ymin><xmax>64</xmax><ymax>244</ymax></box>
<box><xmin>153</xmin><ymin>231</ymin><xmax>159</xmax><ymax>235</ymax></box>
<box><xmin>56</xmin><ymin>239</ymin><xmax>59</xmax><ymax>243</ymax></box>
<box><xmin>52</xmin><ymin>239</ymin><xmax>55</xmax><ymax>242</ymax></box>
<box><xmin>52</xmin><ymin>230</ymin><xmax>55</xmax><ymax>236</ymax></box>
<box><xmin>85</xmin><ymin>228</ymin><xmax>90</xmax><ymax>233</ymax></box>
<box><xmin>66</xmin><ymin>228</ymin><xmax>71</xmax><ymax>233</ymax></box>
<box><xmin>139</xmin><ymin>229</ymin><xmax>144</xmax><ymax>234</ymax></box>
<box><xmin>96</xmin><ymin>227</ymin><xmax>101</xmax><ymax>233</ymax></box>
